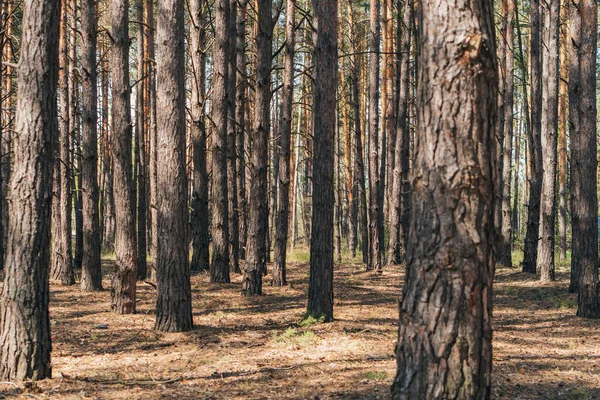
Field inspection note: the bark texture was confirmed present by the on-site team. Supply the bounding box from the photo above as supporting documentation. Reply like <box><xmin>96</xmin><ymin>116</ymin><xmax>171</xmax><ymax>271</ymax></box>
<box><xmin>391</xmin><ymin>0</ymin><xmax>497</xmax><ymax>397</ymax></box>
<box><xmin>155</xmin><ymin>0</ymin><xmax>193</xmax><ymax>332</ymax></box>
<box><xmin>0</xmin><ymin>0</ymin><xmax>59</xmax><ymax>380</ymax></box>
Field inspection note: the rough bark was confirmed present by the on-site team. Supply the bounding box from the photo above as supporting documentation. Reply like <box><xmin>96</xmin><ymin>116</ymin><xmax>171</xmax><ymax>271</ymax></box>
<box><xmin>499</xmin><ymin>0</ymin><xmax>514</xmax><ymax>268</ymax></box>
<box><xmin>367</xmin><ymin>0</ymin><xmax>383</xmax><ymax>273</ymax></box>
<box><xmin>190</xmin><ymin>0</ymin><xmax>210</xmax><ymax>272</ymax></box>
<box><xmin>538</xmin><ymin>0</ymin><xmax>559</xmax><ymax>281</ymax></box>
<box><xmin>0</xmin><ymin>0</ymin><xmax>59</xmax><ymax>380</ymax></box>
<box><xmin>110</xmin><ymin>0</ymin><xmax>138</xmax><ymax>314</ymax></box>
<box><xmin>391</xmin><ymin>0</ymin><xmax>497</xmax><ymax>397</ymax></box>
<box><xmin>307</xmin><ymin>0</ymin><xmax>338</xmax><ymax>321</ymax></box>
<box><xmin>100</xmin><ymin>36</ymin><xmax>115</xmax><ymax>255</ymax></box>
<box><xmin>569</xmin><ymin>0</ymin><xmax>600</xmax><ymax>317</ymax></box>
<box><xmin>211</xmin><ymin>0</ymin><xmax>231</xmax><ymax>283</ymax></box>
<box><xmin>242</xmin><ymin>0</ymin><xmax>271</xmax><ymax>296</ymax></box>
<box><xmin>80</xmin><ymin>0</ymin><xmax>103</xmax><ymax>291</ymax></box>
<box><xmin>154</xmin><ymin>0</ymin><xmax>193</xmax><ymax>332</ymax></box>
<box><xmin>557</xmin><ymin>0</ymin><xmax>568</xmax><ymax>262</ymax></box>
<box><xmin>522</xmin><ymin>0</ymin><xmax>543</xmax><ymax>275</ymax></box>
<box><xmin>236</xmin><ymin>0</ymin><xmax>248</xmax><ymax>261</ymax></box>
<box><xmin>273</xmin><ymin>0</ymin><xmax>295</xmax><ymax>287</ymax></box>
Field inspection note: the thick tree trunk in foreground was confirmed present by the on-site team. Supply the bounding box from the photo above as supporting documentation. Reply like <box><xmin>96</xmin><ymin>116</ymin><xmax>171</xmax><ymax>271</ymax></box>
<box><xmin>0</xmin><ymin>0</ymin><xmax>59</xmax><ymax>380</ymax></box>
<box><xmin>273</xmin><ymin>0</ymin><xmax>295</xmax><ymax>287</ymax></box>
<box><xmin>190</xmin><ymin>0</ymin><xmax>210</xmax><ymax>272</ymax></box>
<box><xmin>391</xmin><ymin>0</ymin><xmax>497</xmax><ymax>397</ymax></box>
<box><xmin>211</xmin><ymin>0</ymin><xmax>231</xmax><ymax>283</ymax></box>
<box><xmin>155</xmin><ymin>0</ymin><xmax>193</xmax><ymax>332</ymax></box>
<box><xmin>243</xmin><ymin>0</ymin><xmax>272</xmax><ymax>296</ymax></box>
<box><xmin>569</xmin><ymin>0</ymin><xmax>600</xmax><ymax>318</ymax></box>
<box><xmin>538</xmin><ymin>0</ymin><xmax>560</xmax><ymax>281</ymax></box>
<box><xmin>522</xmin><ymin>0</ymin><xmax>543</xmax><ymax>274</ymax></box>
<box><xmin>80</xmin><ymin>0</ymin><xmax>102</xmax><ymax>291</ymax></box>
<box><xmin>110</xmin><ymin>0</ymin><xmax>138</xmax><ymax>313</ymax></box>
<box><xmin>307</xmin><ymin>0</ymin><xmax>338</xmax><ymax>321</ymax></box>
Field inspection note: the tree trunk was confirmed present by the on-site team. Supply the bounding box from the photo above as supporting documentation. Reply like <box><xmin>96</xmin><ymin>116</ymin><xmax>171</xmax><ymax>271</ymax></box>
<box><xmin>0</xmin><ymin>0</ymin><xmax>59</xmax><ymax>380</ymax></box>
<box><xmin>52</xmin><ymin>0</ymin><xmax>75</xmax><ymax>285</ymax></box>
<box><xmin>499</xmin><ymin>0</ymin><xmax>515</xmax><ymax>268</ymax></box>
<box><xmin>307</xmin><ymin>0</ymin><xmax>337</xmax><ymax>321</ymax></box>
<box><xmin>110</xmin><ymin>0</ymin><xmax>138</xmax><ymax>313</ymax></box>
<box><xmin>236</xmin><ymin>0</ymin><xmax>248</xmax><ymax>261</ymax></box>
<box><xmin>569</xmin><ymin>0</ymin><xmax>600</xmax><ymax>317</ymax></box>
<box><xmin>367</xmin><ymin>0</ymin><xmax>383</xmax><ymax>273</ymax></box>
<box><xmin>211</xmin><ymin>0</ymin><xmax>231</xmax><ymax>283</ymax></box>
<box><xmin>243</xmin><ymin>0</ymin><xmax>272</xmax><ymax>296</ymax></box>
<box><xmin>557</xmin><ymin>0</ymin><xmax>568</xmax><ymax>262</ymax></box>
<box><xmin>391</xmin><ymin>0</ymin><xmax>497</xmax><ymax>396</ymax></box>
<box><xmin>190</xmin><ymin>0</ymin><xmax>210</xmax><ymax>272</ymax></box>
<box><xmin>387</xmin><ymin>0</ymin><xmax>412</xmax><ymax>266</ymax></box>
<box><xmin>273</xmin><ymin>0</ymin><xmax>295</xmax><ymax>286</ymax></box>
<box><xmin>80</xmin><ymin>0</ymin><xmax>103</xmax><ymax>291</ymax></box>
<box><xmin>154</xmin><ymin>0</ymin><xmax>193</xmax><ymax>332</ymax></box>
<box><xmin>522</xmin><ymin>0</ymin><xmax>543</xmax><ymax>275</ymax></box>
<box><xmin>538</xmin><ymin>0</ymin><xmax>560</xmax><ymax>281</ymax></box>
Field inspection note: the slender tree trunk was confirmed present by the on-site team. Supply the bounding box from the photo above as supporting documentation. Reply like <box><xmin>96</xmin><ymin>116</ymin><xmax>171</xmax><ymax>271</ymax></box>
<box><xmin>570</xmin><ymin>0</ymin><xmax>600</xmax><ymax>317</ymax></box>
<box><xmin>101</xmin><ymin>36</ymin><xmax>115</xmax><ymax>254</ymax></box>
<box><xmin>154</xmin><ymin>0</ymin><xmax>193</xmax><ymax>331</ymax></box>
<box><xmin>52</xmin><ymin>0</ymin><xmax>75</xmax><ymax>285</ymax></box>
<box><xmin>391</xmin><ymin>0</ymin><xmax>497</xmax><ymax>396</ymax></box>
<box><xmin>367</xmin><ymin>0</ymin><xmax>383</xmax><ymax>273</ymax></box>
<box><xmin>0</xmin><ymin>0</ymin><xmax>59</xmax><ymax>380</ymax></box>
<box><xmin>499</xmin><ymin>0</ymin><xmax>515</xmax><ymax>268</ymax></box>
<box><xmin>387</xmin><ymin>0</ymin><xmax>412</xmax><ymax>265</ymax></box>
<box><xmin>190</xmin><ymin>0</ymin><xmax>210</xmax><ymax>272</ymax></box>
<box><xmin>495</xmin><ymin>0</ymin><xmax>507</xmax><ymax>252</ymax></box>
<box><xmin>236</xmin><ymin>0</ymin><xmax>248</xmax><ymax>261</ymax></box>
<box><xmin>557</xmin><ymin>0</ymin><xmax>568</xmax><ymax>262</ymax></box>
<box><xmin>512</xmin><ymin>116</ymin><xmax>520</xmax><ymax>244</ymax></box>
<box><xmin>80</xmin><ymin>0</ymin><xmax>103</xmax><ymax>290</ymax></box>
<box><xmin>211</xmin><ymin>0</ymin><xmax>231</xmax><ymax>283</ymax></box>
<box><xmin>243</xmin><ymin>0</ymin><xmax>272</xmax><ymax>296</ymax></box>
<box><xmin>147</xmin><ymin>0</ymin><xmax>158</xmax><ymax>279</ymax></box>
<box><xmin>307</xmin><ymin>0</ymin><xmax>338</xmax><ymax>321</ymax></box>
<box><xmin>522</xmin><ymin>0</ymin><xmax>543</xmax><ymax>274</ymax></box>
<box><xmin>110</xmin><ymin>0</ymin><xmax>138</xmax><ymax>313</ymax></box>
<box><xmin>538</xmin><ymin>0</ymin><xmax>560</xmax><ymax>281</ymax></box>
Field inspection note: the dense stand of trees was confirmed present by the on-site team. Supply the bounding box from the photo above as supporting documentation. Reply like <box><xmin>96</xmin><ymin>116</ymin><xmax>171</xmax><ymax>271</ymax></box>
<box><xmin>1</xmin><ymin>0</ymin><xmax>600</xmax><ymax>395</ymax></box>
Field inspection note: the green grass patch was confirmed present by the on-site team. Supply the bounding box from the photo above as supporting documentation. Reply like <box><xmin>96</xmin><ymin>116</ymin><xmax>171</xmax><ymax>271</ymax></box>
<box><xmin>272</xmin><ymin>327</ymin><xmax>319</xmax><ymax>347</ymax></box>
<box><xmin>364</xmin><ymin>371</ymin><xmax>388</xmax><ymax>381</ymax></box>
<box><xmin>298</xmin><ymin>313</ymin><xmax>326</xmax><ymax>327</ymax></box>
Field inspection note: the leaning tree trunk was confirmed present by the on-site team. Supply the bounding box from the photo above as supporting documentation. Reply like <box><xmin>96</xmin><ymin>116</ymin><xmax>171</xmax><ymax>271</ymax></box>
<box><xmin>211</xmin><ymin>0</ymin><xmax>231</xmax><ymax>283</ymax></box>
<box><xmin>0</xmin><ymin>0</ymin><xmax>59</xmax><ymax>380</ymax></box>
<box><xmin>538</xmin><ymin>0</ymin><xmax>560</xmax><ymax>281</ymax></box>
<box><xmin>243</xmin><ymin>0</ymin><xmax>272</xmax><ymax>296</ymax></box>
<box><xmin>155</xmin><ymin>0</ymin><xmax>193</xmax><ymax>332</ymax></box>
<box><xmin>522</xmin><ymin>0</ymin><xmax>543</xmax><ymax>274</ymax></box>
<box><xmin>273</xmin><ymin>0</ymin><xmax>295</xmax><ymax>287</ymax></box>
<box><xmin>110</xmin><ymin>0</ymin><xmax>138</xmax><ymax>314</ymax></box>
<box><xmin>189</xmin><ymin>0</ymin><xmax>210</xmax><ymax>272</ymax></box>
<box><xmin>80</xmin><ymin>0</ymin><xmax>103</xmax><ymax>291</ymax></box>
<box><xmin>569</xmin><ymin>0</ymin><xmax>600</xmax><ymax>318</ymax></box>
<box><xmin>307</xmin><ymin>0</ymin><xmax>338</xmax><ymax>321</ymax></box>
<box><xmin>391</xmin><ymin>0</ymin><xmax>497</xmax><ymax>397</ymax></box>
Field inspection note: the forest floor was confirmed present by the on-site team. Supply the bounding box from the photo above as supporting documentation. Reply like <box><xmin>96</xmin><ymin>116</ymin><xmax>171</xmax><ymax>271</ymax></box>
<box><xmin>0</xmin><ymin>250</ymin><xmax>599</xmax><ymax>399</ymax></box>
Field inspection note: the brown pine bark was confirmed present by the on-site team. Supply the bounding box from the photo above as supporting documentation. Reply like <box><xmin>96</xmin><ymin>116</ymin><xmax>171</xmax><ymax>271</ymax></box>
<box><xmin>52</xmin><ymin>0</ymin><xmax>75</xmax><ymax>285</ymax></box>
<box><xmin>242</xmin><ymin>0</ymin><xmax>272</xmax><ymax>296</ymax></box>
<box><xmin>190</xmin><ymin>0</ymin><xmax>210</xmax><ymax>272</ymax></box>
<box><xmin>110</xmin><ymin>0</ymin><xmax>138</xmax><ymax>314</ymax></box>
<box><xmin>499</xmin><ymin>0</ymin><xmax>515</xmax><ymax>268</ymax></box>
<box><xmin>307</xmin><ymin>0</ymin><xmax>338</xmax><ymax>321</ymax></box>
<box><xmin>0</xmin><ymin>0</ymin><xmax>59</xmax><ymax>380</ymax></box>
<box><xmin>538</xmin><ymin>0</ymin><xmax>560</xmax><ymax>281</ymax></box>
<box><xmin>236</xmin><ymin>0</ymin><xmax>248</xmax><ymax>261</ymax></box>
<box><xmin>557</xmin><ymin>0</ymin><xmax>568</xmax><ymax>262</ymax></box>
<box><xmin>522</xmin><ymin>0</ymin><xmax>543</xmax><ymax>274</ymax></box>
<box><xmin>569</xmin><ymin>0</ymin><xmax>600</xmax><ymax>317</ymax></box>
<box><xmin>367</xmin><ymin>0</ymin><xmax>383</xmax><ymax>273</ymax></box>
<box><xmin>211</xmin><ymin>0</ymin><xmax>231</xmax><ymax>283</ymax></box>
<box><xmin>494</xmin><ymin>0</ymin><xmax>507</xmax><ymax>251</ymax></box>
<box><xmin>391</xmin><ymin>0</ymin><xmax>497</xmax><ymax>396</ymax></box>
<box><xmin>154</xmin><ymin>0</ymin><xmax>193</xmax><ymax>332</ymax></box>
<box><xmin>80</xmin><ymin>0</ymin><xmax>103</xmax><ymax>291</ymax></box>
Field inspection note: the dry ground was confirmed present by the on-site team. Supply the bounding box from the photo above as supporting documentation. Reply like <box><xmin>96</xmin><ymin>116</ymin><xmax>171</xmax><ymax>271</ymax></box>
<box><xmin>0</xmin><ymin>251</ymin><xmax>599</xmax><ymax>399</ymax></box>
